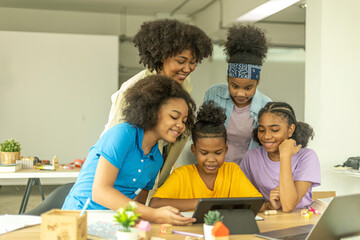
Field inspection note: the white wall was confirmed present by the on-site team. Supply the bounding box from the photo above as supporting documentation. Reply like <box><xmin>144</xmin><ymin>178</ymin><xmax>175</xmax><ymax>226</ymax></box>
<box><xmin>188</xmin><ymin>50</ymin><xmax>305</xmax><ymax>120</ymax></box>
<box><xmin>0</xmin><ymin>6</ymin><xmax>307</xmax><ymax>173</ymax></box>
<box><xmin>0</xmin><ymin>31</ymin><xmax>118</xmax><ymax>163</ymax></box>
<box><xmin>0</xmin><ymin>7</ymin><xmax>154</xmax><ymax>36</ymax></box>
<box><xmin>305</xmin><ymin>0</ymin><xmax>360</xmax><ymax>195</ymax></box>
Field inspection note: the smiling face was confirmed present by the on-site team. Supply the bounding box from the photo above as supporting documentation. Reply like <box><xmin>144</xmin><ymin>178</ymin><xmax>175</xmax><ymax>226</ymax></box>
<box><xmin>153</xmin><ymin>98</ymin><xmax>189</xmax><ymax>143</ymax></box>
<box><xmin>257</xmin><ymin>112</ymin><xmax>295</xmax><ymax>160</ymax></box>
<box><xmin>191</xmin><ymin>136</ymin><xmax>228</xmax><ymax>176</ymax></box>
<box><xmin>228</xmin><ymin>77</ymin><xmax>258</xmax><ymax>108</ymax></box>
<box><xmin>160</xmin><ymin>49</ymin><xmax>197</xmax><ymax>85</ymax></box>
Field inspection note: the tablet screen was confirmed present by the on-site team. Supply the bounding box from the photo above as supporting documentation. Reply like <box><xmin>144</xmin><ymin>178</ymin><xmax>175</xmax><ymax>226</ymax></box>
<box><xmin>193</xmin><ymin>197</ymin><xmax>265</xmax><ymax>224</ymax></box>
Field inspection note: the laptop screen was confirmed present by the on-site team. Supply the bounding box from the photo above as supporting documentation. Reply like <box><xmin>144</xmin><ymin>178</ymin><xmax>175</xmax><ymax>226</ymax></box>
<box><xmin>256</xmin><ymin>193</ymin><xmax>360</xmax><ymax>240</ymax></box>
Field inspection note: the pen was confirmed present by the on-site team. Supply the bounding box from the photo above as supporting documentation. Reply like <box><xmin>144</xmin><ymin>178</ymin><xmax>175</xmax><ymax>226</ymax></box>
<box><xmin>172</xmin><ymin>230</ymin><xmax>204</xmax><ymax>238</ymax></box>
<box><xmin>80</xmin><ymin>198</ymin><xmax>91</xmax><ymax>216</ymax></box>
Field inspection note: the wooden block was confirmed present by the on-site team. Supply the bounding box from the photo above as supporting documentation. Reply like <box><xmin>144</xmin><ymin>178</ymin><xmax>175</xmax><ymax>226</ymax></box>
<box><xmin>40</xmin><ymin>209</ymin><xmax>87</xmax><ymax>240</ymax></box>
<box><xmin>159</xmin><ymin>224</ymin><xmax>172</xmax><ymax>234</ymax></box>
<box><xmin>138</xmin><ymin>230</ymin><xmax>150</xmax><ymax>240</ymax></box>
<box><xmin>264</xmin><ymin>210</ymin><xmax>278</xmax><ymax>215</ymax></box>
<box><xmin>211</xmin><ymin>237</ymin><xmax>229</xmax><ymax>240</ymax></box>
<box><xmin>301</xmin><ymin>208</ymin><xmax>309</xmax><ymax>215</ymax></box>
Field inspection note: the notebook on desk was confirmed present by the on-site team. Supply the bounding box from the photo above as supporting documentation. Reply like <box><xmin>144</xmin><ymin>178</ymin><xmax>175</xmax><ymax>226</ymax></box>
<box><xmin>256</xmin><ymin>193</ymin><xmax>360</xmax><ymax>240</ymax></box>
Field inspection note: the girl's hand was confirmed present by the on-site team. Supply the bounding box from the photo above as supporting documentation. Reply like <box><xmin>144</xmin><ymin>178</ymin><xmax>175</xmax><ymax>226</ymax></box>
<box><xmin>279</xmin><ymin>139</ymin><xmax>301</xmax><ymax>158</ymax></box>
<box><xmin>151</xmin><ymin>206</ymin><xmax>196</xmax><ymax>225</ymax></box>
<box><xmin>269</xmin><ymin>187</ymin><xmax>281</xmax><ymax>210</ymax></box>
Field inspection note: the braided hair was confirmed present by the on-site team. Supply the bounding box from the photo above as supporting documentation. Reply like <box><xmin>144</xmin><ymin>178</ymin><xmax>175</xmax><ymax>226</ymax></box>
<box><xmin>192</xmin><ymin>101</ymin><xmax>227</xmax><ymax>146</ymax></box>
<box><xmin>253</xmin><ymin>102</ymin><xmax>314</xmax><ymax>147</ymax></box>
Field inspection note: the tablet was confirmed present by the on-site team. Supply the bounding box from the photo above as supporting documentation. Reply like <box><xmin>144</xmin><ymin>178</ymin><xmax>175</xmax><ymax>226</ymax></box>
<box><xmin>193</xmin><ymin>197</ymin><xmax>265</xmax><ymax>224</ymax></box>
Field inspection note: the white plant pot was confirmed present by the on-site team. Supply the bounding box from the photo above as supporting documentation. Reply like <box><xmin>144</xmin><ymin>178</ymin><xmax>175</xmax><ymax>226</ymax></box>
<box><xmin>203</xmin><ymin>224</ymin><xmax>214</xmax><ymax>240</ymax></box>
<box><xmin>116</xmin><ymin>228</ymin><xmax>138</xmax><ymax>240</ymax></box>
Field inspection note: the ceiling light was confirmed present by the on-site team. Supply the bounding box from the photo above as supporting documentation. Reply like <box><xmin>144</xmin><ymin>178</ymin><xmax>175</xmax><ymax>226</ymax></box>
<box><xmin>236</xmin><ymin>0</ymin><xmax>300</xmax><ymax>22</ymax></box>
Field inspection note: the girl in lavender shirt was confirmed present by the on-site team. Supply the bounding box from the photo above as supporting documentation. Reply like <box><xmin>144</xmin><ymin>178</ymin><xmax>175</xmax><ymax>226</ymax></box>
<box><xmin>240</xmin><ymin>102</ymin><xmax>321</xmax><ymax>212</ymax></box>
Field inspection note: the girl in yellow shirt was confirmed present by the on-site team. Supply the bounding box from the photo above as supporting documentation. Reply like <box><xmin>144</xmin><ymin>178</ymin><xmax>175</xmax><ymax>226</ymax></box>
<box><xmin>150</xmin><ymin>101</ymin><xmax>262</xmax><ymax>211</ymax></box>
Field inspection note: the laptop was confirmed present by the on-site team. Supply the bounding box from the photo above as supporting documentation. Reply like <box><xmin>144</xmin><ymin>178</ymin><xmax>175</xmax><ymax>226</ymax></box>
<box><xmin>256</xmin><ymin>193</ymin><xmax>360</xmax><ymax>240</ymax></box>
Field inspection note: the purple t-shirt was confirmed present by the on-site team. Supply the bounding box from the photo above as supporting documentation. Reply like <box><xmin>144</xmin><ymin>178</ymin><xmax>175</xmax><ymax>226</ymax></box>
<box><xmin>239</xmin><ymin>147</ymin><xmax>321</xmax><ymax>209</ymax></box>
<box><xmin>225</xmin><ymin>104</ymin><xmax>254</xmax><ymax>165</ymax></box>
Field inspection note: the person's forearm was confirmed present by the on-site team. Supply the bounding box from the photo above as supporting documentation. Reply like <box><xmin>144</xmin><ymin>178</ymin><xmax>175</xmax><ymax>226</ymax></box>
<box><xmin>92</xmin><ymin>185</ymin><xmax>157</xmax><ymax>221</ymax></box>
<box><xmin>279</xmin><ymin>154</ymin><xmax>298</xmax><ymax>212</ymax></box>
<box><xmin>149</xmin><ymin>198</ymin><xmax>199</xmax><ymax>212</ymax></box>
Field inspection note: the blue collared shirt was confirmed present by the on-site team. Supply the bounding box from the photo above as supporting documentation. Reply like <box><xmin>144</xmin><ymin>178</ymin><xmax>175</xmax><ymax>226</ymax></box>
<box><xmin>62</xmin><ymin>123</ymin><xmax>163</xmax><ymax>210</ymax></box>
<box><xmin>204</xmin><ymin>83</ymin><xmax>272</xmax><ymax>150</ymax></box>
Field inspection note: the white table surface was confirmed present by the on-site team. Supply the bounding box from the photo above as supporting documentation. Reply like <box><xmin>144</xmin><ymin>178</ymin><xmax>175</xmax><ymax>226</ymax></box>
<box><xmin>0</xmin><ymin>168</ymin><xmax>80</xmax><ymax>185</ymax></box>
<box><xmin>332</xmin><ymin>167</ymin><xmax>360</xmax><ymax>178</ymax></box>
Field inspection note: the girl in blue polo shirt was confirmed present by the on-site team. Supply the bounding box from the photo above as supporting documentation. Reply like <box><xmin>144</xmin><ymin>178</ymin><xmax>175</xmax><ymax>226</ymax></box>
<box><xmin>63</xmin><ymin>75</ymin><xmax>196</xmax><ymax>225</ymax></box>
<box><xmin>204</xmin><ymin>25</ymin><xmax>272</xmax><ymax>165</ymax></box>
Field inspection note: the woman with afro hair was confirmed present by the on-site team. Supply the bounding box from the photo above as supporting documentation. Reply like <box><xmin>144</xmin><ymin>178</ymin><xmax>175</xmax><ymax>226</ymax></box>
<box><xmin>63</xmin><ymin>75</ymin><xmax>197</xmax><ymax>225</ymax></box>
<box><xmin>204</xmin><ymin>24</ymin><xmax>272</xmax><ymax>165</ymax></box>
<box><xmin>101</xmin><ymin>19</ymin><xmax>213</xmax><ymax>194</ymax></box>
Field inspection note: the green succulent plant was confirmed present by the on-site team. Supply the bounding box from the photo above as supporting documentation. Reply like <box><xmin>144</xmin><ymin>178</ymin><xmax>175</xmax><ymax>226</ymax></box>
<box><xmin>204</xmin><ymin>210</ymin><xmax>224</xmax><ymax>226</ymax></box>
<box><xmin>114</xmin><ymin>201</ymin><xmax>141</xmax><ymax>232</ymax></box>
<box><xmin>0</xmin><ymin>138</ymin><xmax>21</xmax><ymax>152</ymax></box>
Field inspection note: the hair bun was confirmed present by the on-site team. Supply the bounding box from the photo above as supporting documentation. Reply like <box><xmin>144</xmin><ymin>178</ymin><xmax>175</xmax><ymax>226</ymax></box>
<box><xmin>225</xmin><ymin>24</ymin><xmax>268</xmax><ymax>63</ymax></box>
<box><xmin>197</xmin><ymin>101</ymin><xmax>226</xmax><ymax>126</ymax></box>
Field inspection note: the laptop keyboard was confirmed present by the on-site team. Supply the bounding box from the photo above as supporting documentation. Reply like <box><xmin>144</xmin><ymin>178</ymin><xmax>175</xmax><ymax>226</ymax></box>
<box><xmin>280</xmin><ymin>233</ymin><xmax>308</xmax><ymax>240</ymax></box>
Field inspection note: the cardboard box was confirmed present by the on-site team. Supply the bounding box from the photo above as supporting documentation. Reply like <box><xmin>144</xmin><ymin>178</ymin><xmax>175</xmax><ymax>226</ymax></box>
<box><xmin>41</xmin><ymin>209</ymin><xmax>87</xmax><ymax>240</ymax></box>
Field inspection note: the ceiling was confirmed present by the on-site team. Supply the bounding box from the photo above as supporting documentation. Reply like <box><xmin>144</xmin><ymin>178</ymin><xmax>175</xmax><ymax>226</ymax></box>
<box><xmin>0</xmin><ymin>0</ymin><xmax>306</xmax><ymax>24</ymax></box>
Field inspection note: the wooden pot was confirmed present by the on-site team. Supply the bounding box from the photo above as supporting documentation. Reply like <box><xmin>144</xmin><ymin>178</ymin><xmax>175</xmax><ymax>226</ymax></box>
<box><xmin>1</xmin><ymin>151</ymin><xmax>20</xmax><ymax>164</ymax></box>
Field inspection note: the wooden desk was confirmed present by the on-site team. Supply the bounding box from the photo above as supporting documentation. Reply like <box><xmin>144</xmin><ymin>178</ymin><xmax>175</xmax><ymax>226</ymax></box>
<box><xmin>0</xmin><ymin>168</ymin><xmax>79</xmax><ymax>214</ymax></box>
<box><xmin>0</xmin><ymin>210</ymin><xmax>320</xmax><ymax>239</ymax></box>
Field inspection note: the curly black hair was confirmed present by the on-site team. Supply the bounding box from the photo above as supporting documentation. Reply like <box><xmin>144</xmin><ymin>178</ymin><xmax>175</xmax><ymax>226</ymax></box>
<box><xmin>225</xmin><ymin>24</ymin><xmax>269</xmax><ymax>65</ymax></box>
<box><xmin>192</xmin><ymin>101</ymin><xmax>227</xmax><ymax>145</ymax></box>
<box><xmin>133</xmin><ymin>19</ymin><xmax>213</xmax><ymax>72</ymax></box>
<box><xmin>123</xmin><ymin>75</ymin><xmax>196</xmax><ymax>140</ymax></box>
<box><xmin>253</xmin><ymin>102</ymin><xmax>314</xmax><ymax>147</ymax></box>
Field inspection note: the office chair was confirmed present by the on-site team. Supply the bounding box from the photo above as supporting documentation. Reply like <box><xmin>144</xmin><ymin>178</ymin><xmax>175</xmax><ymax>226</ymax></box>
<box><xmin>24</xmin><ymin>182</ymin><xmax>74</xmax><ymax>216</ymax></box>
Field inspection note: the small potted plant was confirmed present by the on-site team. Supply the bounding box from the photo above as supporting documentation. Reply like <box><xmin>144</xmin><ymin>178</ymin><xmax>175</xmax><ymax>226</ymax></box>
<box><xmin>113</xmin><ymin>201</ymin><xmax>141</xmax><ymax>240</ymax></box>
<box><xmin>203</xmin><ymin>210</ymin><xmax>224</xmax><ymax>240</ymax></box>
<box><xmin>0</xmin><ymin>138</ymin><xmax>21</xmax><ymax>165</ymax></box>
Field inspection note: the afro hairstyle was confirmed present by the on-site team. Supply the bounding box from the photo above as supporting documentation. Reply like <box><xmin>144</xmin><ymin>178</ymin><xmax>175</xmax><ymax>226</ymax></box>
<box><xmin>133</xmin><ymin>19</ymin><xmax>213</xmax><ymax>72</ymax></box>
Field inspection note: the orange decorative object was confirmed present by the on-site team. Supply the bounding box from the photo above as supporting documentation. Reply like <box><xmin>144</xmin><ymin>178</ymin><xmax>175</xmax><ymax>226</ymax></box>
<box><xmin>211</xmin><ymin>221</ymin><xmax>229</xmax><ymax>240</ymax></box>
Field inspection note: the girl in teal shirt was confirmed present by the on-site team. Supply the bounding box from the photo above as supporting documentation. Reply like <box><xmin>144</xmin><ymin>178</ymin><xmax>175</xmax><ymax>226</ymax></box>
<box><xmin>63</xmin><ymin>75</ymin><xmax>196</xmax><ymax>225</ymax></box>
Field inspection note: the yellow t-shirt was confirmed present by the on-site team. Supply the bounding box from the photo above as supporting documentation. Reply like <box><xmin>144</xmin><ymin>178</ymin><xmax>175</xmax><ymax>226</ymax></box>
<box><xmin>152</xmin><ymin>162</ymin><xmax>262</xmax><ymax>199</ymax></box>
